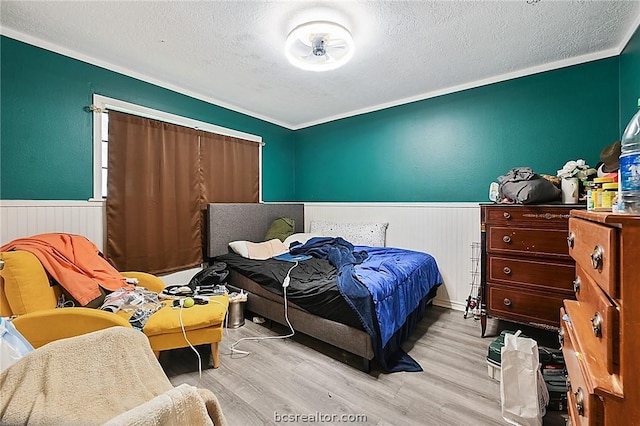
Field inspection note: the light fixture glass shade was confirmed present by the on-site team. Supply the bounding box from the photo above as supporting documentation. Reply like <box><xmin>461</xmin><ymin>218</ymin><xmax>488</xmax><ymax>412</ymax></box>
<box><xmin>285</xmin><ymin>21</ymin><xmax>354</xmax><ymax>72</ymax></box>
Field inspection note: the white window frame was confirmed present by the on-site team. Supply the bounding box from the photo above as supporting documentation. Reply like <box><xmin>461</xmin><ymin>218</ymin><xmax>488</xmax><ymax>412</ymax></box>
<box><xmin>91</xmin><ymin>94</ymin><xmax>263</xmax><ymax>201</ymax></box>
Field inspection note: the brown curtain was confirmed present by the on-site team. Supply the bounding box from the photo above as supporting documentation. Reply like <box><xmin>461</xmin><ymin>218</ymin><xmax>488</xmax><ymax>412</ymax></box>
<box><xmin>200</xmin><ymin>133</ymin><xmax>260</xmax><ymax>204</ymax></box>
<box><xmin>106</xmin><ymin>112</ymin><xmax>260</xmax><ymax>275</ymax></box>
<box><xmin>197</xmin><ymin>133</ymin><xmax>260</xmax><ymax>259</ymax></box>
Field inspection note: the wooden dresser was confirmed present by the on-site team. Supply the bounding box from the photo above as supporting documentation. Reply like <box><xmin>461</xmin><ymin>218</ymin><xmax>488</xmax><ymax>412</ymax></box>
<box><xmin>480</xmin><ymin>204</ymin><xmax>579</xmax><ymax>337</ymax></box>
<box><xmin>560</xmin><ymin>210</ymin><xmax>640</xmax><ymax>425</ymax></box>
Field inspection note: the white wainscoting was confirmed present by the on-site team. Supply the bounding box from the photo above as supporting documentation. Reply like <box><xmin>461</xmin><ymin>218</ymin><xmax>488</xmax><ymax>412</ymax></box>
<box><xmin>0</xmin><ymin>200</ymin><xmax>196</xmax><ymax>285</ymax></box>
<box><xmin>304</xmin><ymin>203</ymin><xmax>481</xmax><ymax>311</ymax></box>
<box><xmin>0</xmin><ymin>200</ymin><xmax>106</xmax><ymax>250</ymax></box>
<box><xmin>0</xmin><ymin>200</ymin><xmax>482</xmax><ymax>301</ymax></box>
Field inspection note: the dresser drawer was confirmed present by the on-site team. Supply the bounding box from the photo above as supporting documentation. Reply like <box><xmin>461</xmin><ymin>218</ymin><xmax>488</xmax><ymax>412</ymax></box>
<box><xmin>488</xmin><ymin>227</ymin><xmax>571</xmax><ymax>259</ymax></box>
<box><xmin>485</xmin><ymin>206</ymin><xmax>571</xmax><ymax>227</ymax></box>
<box><xmin>488</xmin><ymin>255</ymin><xmax>574</xmax><ymax>292</ymax></box>
<box><xmin>566</xmin><ymin>353</ymin><xmax>605</xmax><ymax>425</ymax></box>
<box><xmin>571</xmin><ymin>266</ymin><xmax>619</xmax><ymax>372</ymax></box>
<box><xmin>487</xmin><ymin>284</ymin><xmax>565</xmax><ymax>327</ymax></box>
<box><xmin>568</xmin><ymin>217</ymin><xmax>617</xmax><ymax>297</ymax></box>
<box><xmin>561</xmin><ymin>307</ymin><xmax>605</xmax><ymax>426</ymax></box>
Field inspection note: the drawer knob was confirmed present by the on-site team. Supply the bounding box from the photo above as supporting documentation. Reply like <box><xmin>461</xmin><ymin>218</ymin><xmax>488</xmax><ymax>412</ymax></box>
<box><xmin>575</xmin><ymin>387</ymin><xmax>584</xmax><ymax>416</ymax></box>
<box><xmin>558</xmin><ymin>326</ymin><xmax>565</xmax><ymax>346</ymax></box>
<box><xmin>590</xmin><ymin>245</ymin><xmax>604</xmax><ymax>270</ymax></box>
<box><xmin>502</xmin><ymin>235</ymin><xmax>512</xmax><ymax>244</ymax></box>
<box><xmin>503</xmin><ymin>212</ymin><xmax>511</xmax><ymax>220</ymax></box>
<box><xmin>503</xmin><ymin>266</ymin><xmax>512</xmax><ymax>275</ymax></box>
<box><xmin>572</xmin><ymin>277</ymin><xmax>581</xmax><ymax>293</ymax></box>
<box><xmin>503</xmin><ymin>298</ymin><xmax>512</xmax><ymax>307</ymax></box>
<box><xmin>566</xmin><ymin>375</ymin><xmax>571</xmax><ymax>391</ymax></box>
<box><xmin>591</xmin><ymin>312</ymin><xmax>603</xmax><ymax>338</ymax></box>
<box><xmin>566</xmin><ymin>232</ymin><xmax>575</xmax><ymax>249</ymax></box>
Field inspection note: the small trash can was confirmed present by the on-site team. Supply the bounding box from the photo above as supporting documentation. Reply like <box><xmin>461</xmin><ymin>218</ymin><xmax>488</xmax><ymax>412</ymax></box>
<box><xmin>226</xmin><ymin>300</ymin><xmax>245</xmax><ymax>328</ymax></box>
<box><xmin>226</xmin><ymin>290</ymin><xmax>247</xmax><ymax>328</ymax></box>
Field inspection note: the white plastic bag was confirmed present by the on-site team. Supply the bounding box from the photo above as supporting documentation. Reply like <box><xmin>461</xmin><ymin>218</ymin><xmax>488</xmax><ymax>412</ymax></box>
<box><xmin>0</xmin><ymin>317</ymin><xmax>34</xmax><ymax>373</ymax></box>
<box><xmin>500</xmin><ymin>330</ymin><xmax>549</xmax><ymax>426</ymax></box>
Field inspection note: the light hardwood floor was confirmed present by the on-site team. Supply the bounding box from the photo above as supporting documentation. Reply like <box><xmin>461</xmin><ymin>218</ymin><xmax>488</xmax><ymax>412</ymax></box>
<box><xmin>162</xmin><ymin>306</ymin><xmax>567</xmax><ymax>425</ymax></box>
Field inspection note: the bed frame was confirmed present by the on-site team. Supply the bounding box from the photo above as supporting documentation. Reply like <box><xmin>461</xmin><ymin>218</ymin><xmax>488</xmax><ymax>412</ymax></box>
<box><xmin>206</xmin><ymin>203</ymin><xmax>375</xmax><ymax>371</ymax></box>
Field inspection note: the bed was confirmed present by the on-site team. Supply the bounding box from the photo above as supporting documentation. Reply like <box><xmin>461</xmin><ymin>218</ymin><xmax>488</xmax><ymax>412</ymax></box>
<box><xmin>206</xmin><ymin>203</ymin><xmax>442</xmax><ymax>372</ymax></box>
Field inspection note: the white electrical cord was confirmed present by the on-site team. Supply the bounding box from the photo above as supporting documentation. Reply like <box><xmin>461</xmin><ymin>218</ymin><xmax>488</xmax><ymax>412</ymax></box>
<box><xmin>229</xmin><ymin>261</ymin><xmax>298</xmax><ymax>356</ymax></box>
<box><xmin>177</xmin><ymin>298</ymin><xmax>227</xmax><ymax>379</ymax></box>
<box><xmin>178</xmin><ymin>304</ymin><xmax>202</xmax><ymax>379</ymax></box>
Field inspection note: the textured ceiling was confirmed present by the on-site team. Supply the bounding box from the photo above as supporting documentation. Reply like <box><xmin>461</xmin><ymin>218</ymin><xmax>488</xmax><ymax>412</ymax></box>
<box><xmin>2</xmin><ymin>1</ymin><xmax>640</xmax><ymax>129</ymax></box>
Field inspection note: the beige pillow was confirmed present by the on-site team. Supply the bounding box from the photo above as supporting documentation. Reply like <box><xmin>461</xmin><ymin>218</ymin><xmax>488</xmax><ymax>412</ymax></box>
<box><xmin>229</xmin><ymin>239</ymin><xmax>288</xmax><ymax>260</ymax></box>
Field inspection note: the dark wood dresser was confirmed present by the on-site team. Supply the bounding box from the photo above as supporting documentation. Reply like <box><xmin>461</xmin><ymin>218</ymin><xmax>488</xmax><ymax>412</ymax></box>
<box><xmin>560</xmin><ymin>211</ymin><xmax>640</xmax><ymax>425</ymax></box>
<box><xmin>480</xmin><ymin>203</ymin><xmax>580</xmax><ymax>336</ymax></box>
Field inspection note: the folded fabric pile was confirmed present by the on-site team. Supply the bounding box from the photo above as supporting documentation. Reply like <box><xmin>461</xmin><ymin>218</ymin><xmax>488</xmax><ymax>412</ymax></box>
<box><xmin>0</xmin><ymin>327</ymin><xmax>227</xmax><ymax>425</ymax></box>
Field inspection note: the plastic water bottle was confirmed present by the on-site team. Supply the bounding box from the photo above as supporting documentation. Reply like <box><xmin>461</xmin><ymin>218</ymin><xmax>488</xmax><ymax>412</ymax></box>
<box><xmin>619</xmin><ymin>103</ymin><xmax>640</xmax><ymax>214</ymax></box>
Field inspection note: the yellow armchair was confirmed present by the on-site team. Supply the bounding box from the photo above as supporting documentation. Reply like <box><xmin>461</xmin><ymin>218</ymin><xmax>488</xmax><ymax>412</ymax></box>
<box><xmin>11</xmin><ymin>308</ymin><xmax>131</xmax><ymax>348</ymax></box>
<box><xmin>0</xmin><ymin>250</ymin><xmax>228</xmax><ymax>368</ymax></box>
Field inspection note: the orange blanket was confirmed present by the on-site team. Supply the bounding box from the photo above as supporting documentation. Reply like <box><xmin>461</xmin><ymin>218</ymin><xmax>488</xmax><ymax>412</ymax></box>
<box><xmin>0</xmin><ymin>233</ymin><xmax>132</xmax><ymax>306</ymax></box>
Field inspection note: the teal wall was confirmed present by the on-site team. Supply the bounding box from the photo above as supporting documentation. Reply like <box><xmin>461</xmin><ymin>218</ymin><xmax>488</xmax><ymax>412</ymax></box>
<box><xmin>0</xmin><ymin>36</ymin><xmax>296</xmax><ymax>201</ymax></box>
<box><xmin>620</xmin><ymin>25</ymin><xmax>640</xmax><ymax>132</ymax></box>
<box><xmin>293</xmin><ymin>59</ymin><xmax>620</xmax><ymax>202</ymax></box>
<box><xmin>3</xmin><ymin>31</ymin><xmax>636</xmax><ymax>203</ymax></box>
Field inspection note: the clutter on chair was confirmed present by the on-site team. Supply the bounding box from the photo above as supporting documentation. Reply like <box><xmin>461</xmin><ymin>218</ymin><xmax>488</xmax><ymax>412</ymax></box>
<box><xmin>0</xmin><ymin>233</ymin><xmax>229</xmax><ymax>368</ymax></box>
<box><xmin>0</xmin><ymin>327</ymin><xmax>227</xmax><ymax>425</ymax></box>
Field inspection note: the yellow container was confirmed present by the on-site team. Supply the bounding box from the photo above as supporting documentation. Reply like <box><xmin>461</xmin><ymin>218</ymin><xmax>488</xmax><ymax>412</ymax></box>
<box><xmin>601</xmin><ymin>183</ymin><xmax>618</xmax><ymax>209</ymax></box>
<box><xmin>592</xmin><ymin>177</ymin><xmax>615</xmax><ymax>209</ymax></box>
<box><xmin>593</xmin><ymin>177</ymin><xmax>615</xmax><ymax>184</ymax></box>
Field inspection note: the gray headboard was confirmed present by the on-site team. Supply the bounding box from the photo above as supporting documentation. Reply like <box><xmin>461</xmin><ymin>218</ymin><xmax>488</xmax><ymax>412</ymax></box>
<box><xmin>206</xmin><ymin>203</ymin><xmax>304</xmax><ymax>258</ymax></box>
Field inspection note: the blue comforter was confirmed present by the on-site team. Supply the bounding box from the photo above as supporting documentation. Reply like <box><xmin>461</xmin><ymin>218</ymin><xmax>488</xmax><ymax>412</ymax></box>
<box><xmin>355</xmin><ymin>245</ymin><xmax>443</xmax><ymax>346</ymax></box>
<box><xmin>291</xmin><ymin>237</ymin><xmax>442</xmax><ymax>372</ymax></box>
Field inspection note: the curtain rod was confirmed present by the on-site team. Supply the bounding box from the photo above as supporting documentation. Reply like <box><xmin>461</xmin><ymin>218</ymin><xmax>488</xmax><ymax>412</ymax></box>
<box><xmin>87</xmin><ymin>104</ymin><xmax>266</xmax><ymax>146</ymax></box>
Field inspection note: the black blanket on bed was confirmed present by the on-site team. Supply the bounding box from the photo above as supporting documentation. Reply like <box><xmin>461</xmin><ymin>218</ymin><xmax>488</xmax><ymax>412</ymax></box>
<box><xmin>215</xmin><ymin>253</ymin><xmax>364</xmax><ymax>329</ymax></box>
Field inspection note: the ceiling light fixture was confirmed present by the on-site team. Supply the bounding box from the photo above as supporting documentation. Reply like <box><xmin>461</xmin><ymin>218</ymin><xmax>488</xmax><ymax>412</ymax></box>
<box><xmin>285</xmin><ymin>21</ymin><xmax>354</xmax><ymax>72</ymax></box>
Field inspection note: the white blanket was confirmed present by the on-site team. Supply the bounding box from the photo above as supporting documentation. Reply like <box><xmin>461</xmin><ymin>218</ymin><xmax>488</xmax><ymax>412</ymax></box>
<box><xmin>105</xmin><ymin>383</ymin><xmax>213</xmax><ymax>426</ymax></box>
<box><xmin>0</xmin><ymin>327</ymin><xmax>226</xmax><ymax>425</ymax></box>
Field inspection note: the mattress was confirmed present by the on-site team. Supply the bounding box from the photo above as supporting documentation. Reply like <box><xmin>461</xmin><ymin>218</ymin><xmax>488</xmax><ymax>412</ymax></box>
<box><xmin>216</xmin><ymin>242</ymin><xmax>442</xmax><ymax>340</ymax></box>
<box><xmin>218</xmin><ymin>239</ymin><xmax>443</xmax><ymax>372</ymax></box>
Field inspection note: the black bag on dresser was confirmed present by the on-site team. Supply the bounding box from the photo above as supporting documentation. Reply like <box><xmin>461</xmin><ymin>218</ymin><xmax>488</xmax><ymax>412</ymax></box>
<box><xmin>498</xmin><ymin>167</ymin><xmax>561</xmax><ymax>204</ymax></box>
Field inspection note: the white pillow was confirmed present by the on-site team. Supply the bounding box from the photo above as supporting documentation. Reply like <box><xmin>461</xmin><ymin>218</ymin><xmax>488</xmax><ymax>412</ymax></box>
<box><xmin>283</xmin><ymin>233</ymin><xmax>322</xmax><ymax>249</ymax></box>
<box><xmin>228</xmin><ymin>240</ymin><xmax>249</xmax><ymax>258</ymax></box>
<box><xmin>309</xmin><ymin>221</ymin><xmax>389</xmax><ymax>247</ymax></box>
<box><xmin>229</xmin><ymin>239</ymin><xmax>288</xmax><ymax>260</ymax></box>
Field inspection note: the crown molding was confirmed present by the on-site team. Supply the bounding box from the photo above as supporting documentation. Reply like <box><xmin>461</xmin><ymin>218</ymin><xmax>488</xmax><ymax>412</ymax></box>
<box><xmin>0</xmin><ymin>27</ymin><xmax>293</xmax><ymax>130</ymax></box>
<box><xmin>3</xmin><ymin>15</ymin><xmax>638</xmax><ymax>132</ymax></box>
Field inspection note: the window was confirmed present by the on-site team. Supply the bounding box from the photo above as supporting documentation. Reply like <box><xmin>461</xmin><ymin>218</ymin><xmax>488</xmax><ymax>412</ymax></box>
<box><xmin>91</xmin><ymin>94</ymin><xmax>263</xmax><ymax>273</ymax></box>
<box><xmin>100</xmin><ymin>112</ymin><xmax>108</xmax><ymax>198</ymax></box>
<box><xmin>91</xmin><ymin>94</ymin><xmax>263</xmax><ymax>201</ymax></box>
